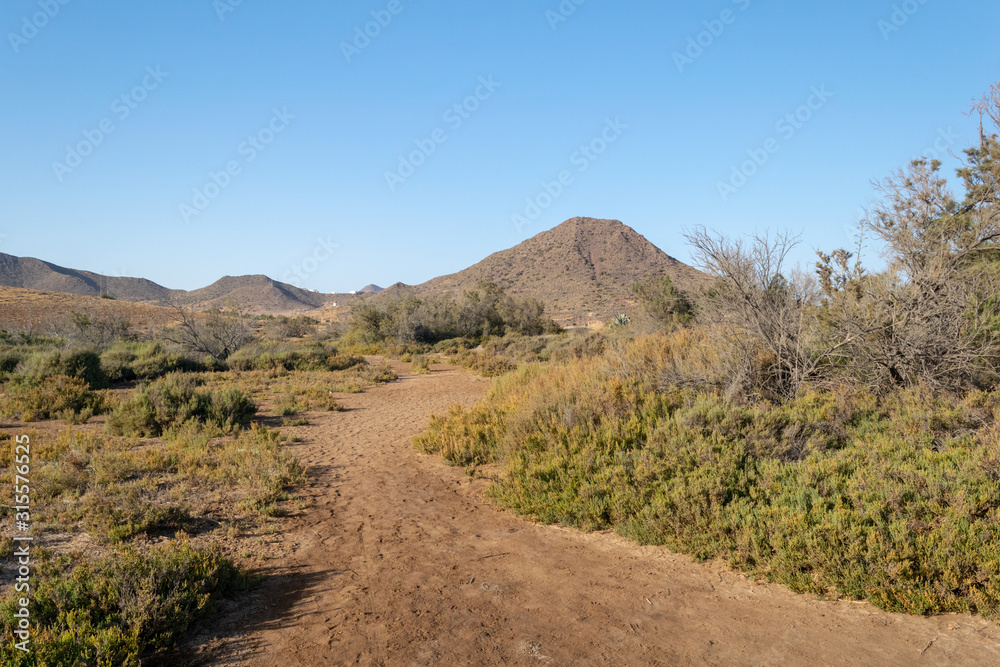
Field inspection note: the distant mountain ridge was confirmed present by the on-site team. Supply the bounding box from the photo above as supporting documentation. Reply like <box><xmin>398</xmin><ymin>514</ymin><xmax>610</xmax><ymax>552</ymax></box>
<box><xmin>0</xmin><ymin>218</ymin><xmax>708</xmax><ymax>323</ymax></box>
<box><xmin>0</xmin><ymin>253</ymin><xmax>331</xmax><ymax>313</ymax></box>
<box><xmin>406</xmin><ymin>217</ymin><xmax>708</xmax><ymax>324</ymax></box>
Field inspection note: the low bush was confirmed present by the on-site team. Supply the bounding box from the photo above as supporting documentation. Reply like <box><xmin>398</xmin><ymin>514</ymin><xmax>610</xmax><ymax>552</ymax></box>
<box><xmin>100</xmin><ymin>340</ymin><xmax>206</xmax><ymax>383</ymax></box>
<box><xmin>227</xmin><ymin>341</ymin><xmax>363</xmax><ymax>373</ymax></box>
<box><xmin>107</xmin><ymin>373</ymin><xmax>256</xmax><ymax>437</ymax></box>
<box><xmin>450</xmin><ymin>349</ymin><xmax>519</xmax><ymax>377</ymax></box>
<box><xmin>0</xmin><ymin>375</ymin><xmax>107</xmax><ymax>423</ymax></box>
<box><xmin>168</xmin><ymin>424</ymin><xmax>306</xmax><ymax>515</ymax></box>
<box><xmin>0</xmin><ymin>348</ymin><xmax>25</xmax><ymax>379</ymax></box>
<box><xmin>207</xmin><ymin>388</ymin><xmax>258</xmax><ymax>430</ymax></box>
<box><xmin>481</xmin><ymin>330</ymin><xmax>609</xmax><ymax>365</ymax></box>
<box><xmin>83</xmin><ymin>480</ymin><xmax>193</xmax><ymax>542</ymax></box>
<box><xmin>15</xmin><ymin>347</ymin><xmax>105</xmax><ymax>388</ymax></box>
<box><xmin>0</xmin><ymin>541</ymin><xmax>253</xmax><ymax>666</ymax></box>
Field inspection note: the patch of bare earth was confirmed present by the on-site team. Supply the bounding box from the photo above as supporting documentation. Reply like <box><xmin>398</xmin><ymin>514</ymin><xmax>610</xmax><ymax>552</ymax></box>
<box><xmin>187</xmin><ymin>361</ymin><xmax>1000</xmax><ymax>666</ymax></box>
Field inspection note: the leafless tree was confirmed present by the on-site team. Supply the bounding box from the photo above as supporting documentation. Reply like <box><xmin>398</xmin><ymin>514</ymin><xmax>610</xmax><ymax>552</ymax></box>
<box><xmin>164</xmin><ymin>305</ymin><xmax>257</xmax><ymax>361</ymax></box>
<box><xmin>816</xmin><ymin>81</ymin><xmax>1000</xmax><ymax>393</ymax></box>
<box><xmin>684</xmin><ymin>227</ymin><xmax>852</xmax><ymax>400</ymax></box>
<box><xmin>66</xmin><ymin>308</ymin><xmax>135</xmax><ymax>348</ymax></box>
<box><xmin>817</xmin><ymin>154</ymin><xmax>1000</xmax><ymax>392</ymax></box>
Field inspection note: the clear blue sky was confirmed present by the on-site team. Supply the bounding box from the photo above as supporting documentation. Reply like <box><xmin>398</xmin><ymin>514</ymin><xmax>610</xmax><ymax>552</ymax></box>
<box><xmin>2</xmin><ymin>1</ymin><xmax>998</xmax><ymax>292</ymax></box>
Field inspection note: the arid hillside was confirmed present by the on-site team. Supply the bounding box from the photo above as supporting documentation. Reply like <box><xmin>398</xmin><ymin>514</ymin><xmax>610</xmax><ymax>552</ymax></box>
<box><xmin>404</xmin><ymin>217</ymin><xmax>708</xmax><ymax>325</ymax></box>
<box><xmin>180</xmin><ymin>275</ymin><xmax>328</xmax><ymax>312</ymax></box>
<box><xmin>0</xmin><ymin>254</ymin><xmax>332</xmax><ymax>314</ymax></box>
<box><xmin>0</xmin><ymin>285</ymin><xmax>181</xmax><ymax>333</ymax></box>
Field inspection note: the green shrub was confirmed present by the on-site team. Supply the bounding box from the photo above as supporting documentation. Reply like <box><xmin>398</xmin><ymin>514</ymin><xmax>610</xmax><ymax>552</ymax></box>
<box><xmin>226</xmin><ymin>340</ymin><xmax>363</xmax><ymax>372</ymax></box>
<box><xmin>100</xmin><ymin>340</ymin><xmax>205</xmax><ymax>383</ymax></box>
<box><xmin>0</xmin><ymin>348</ymin><xmax>25</xmax><ymax>378</ymax></box>
<box><xmin>208</xmin><ymin>388</ymin><xmax>258</xmax><ymax>429</ymax></box>
<box><xmin>107</xmin><ymin>373</ymin><xmax>256</xmax><ymax>437</ymax></box>
<box><xmin>0</xmin><ymin>542</ymin><xmax>253</xmax><ymax>666</ymax></box>
<box><xmin>172</xmin><ymin>424</ymin><xmax>305</xmax><ymax>511</ymax></box>
<box><xmin>410</xmin><ymin>354</ymin><xmax>431</xmax><ymax>374</ymax></box>
<box><xmin>451</xmin><ymin>349</ymin><xmax>518</xmax><ymax>377</ymax></box>
<box><xmin>16</xmin><ymin>348</ymin><xmax>105</xmax><ymax>387</ymax></box>
<box><xmin>274</xmin><ymin>395</ymin><xmax>302</xmax><ymax>416</ymax></box>
<box><xmin>83</xmin><ymin>481</ymin><xmax>193</xmax><ymax>542</ymax></box>
<box><xmin>344</xmin><ymin>282</ymin><xmax>560</xmax><ymax>346</ymax></box>
<box><xmin>0</xmin><ymin>375</ymin><xmax>107</xmax><ymax>423</ymax></box>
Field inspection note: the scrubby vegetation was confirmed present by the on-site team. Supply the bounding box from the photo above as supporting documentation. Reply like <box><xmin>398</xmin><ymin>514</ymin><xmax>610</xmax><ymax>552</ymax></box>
<box><xmin>0</xmin><ymin>309</ymin><xmax>397</xmax><ymax>663</ymax></box>
<box><xmin>415</xmin><ymin>334</ymin><xmax>1000</xmax><ymax>618</ymax></box>
<box><xmin>106</xmin><ymin>373</ymin><xmax>257</xmax><ymax>437</ymax></box>
<box><xmin>227</xmin><ymin>340</ymin><xmax>362</xmax><ymax>373</ymax></box>
<box><xmin>342</xmin><ymin>282</ymin><xmax>561</xmax><ymax>348</ymax></box>
<box><xmin>0</xmin><ymin>375</ymin><xmax>108</xmax><ymax>424</ymax></box>
<box><xmin>100</xmin><ymin>340</ymin><xmax>209</xmax><ymax>383</ymax></box>
<box><xmin>0</xmin><ymin>542</ymin><xmax>253</xmax><ymax>666</ymax></box>
<box><xmin>415</xmin><ymin>83</ymin><xmax>1000</xmax><ymax>620</ymax></box>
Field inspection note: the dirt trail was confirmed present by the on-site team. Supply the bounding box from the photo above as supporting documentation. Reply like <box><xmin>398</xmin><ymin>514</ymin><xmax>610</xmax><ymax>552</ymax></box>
<box><xmin>203</xmin><ymin>362</ymin><xmax>1000</xmax><ymax>666</ymax></box>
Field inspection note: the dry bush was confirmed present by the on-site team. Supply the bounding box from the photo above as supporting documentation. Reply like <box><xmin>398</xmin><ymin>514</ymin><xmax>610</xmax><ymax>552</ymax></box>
<box><xmin>165</xmin><ymin>306</ymin><xmax>257</xmax><ymax>362</ymax></box>
<box><xmin>818</xmin><ymin>168</ymin><xmax>1000</xmax><ymax>391</ymax></box>
<box><xmin>684</xmin><ymin>228</ymin><xmax>845</xmax><ymax>400</ymax></box>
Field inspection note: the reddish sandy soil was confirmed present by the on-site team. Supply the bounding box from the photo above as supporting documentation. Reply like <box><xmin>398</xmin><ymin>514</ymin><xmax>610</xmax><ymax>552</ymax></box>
<box><xmin>186</xmin><ymin>361</ymin><xmax>1000</xmax><ymax>666</ymax></box>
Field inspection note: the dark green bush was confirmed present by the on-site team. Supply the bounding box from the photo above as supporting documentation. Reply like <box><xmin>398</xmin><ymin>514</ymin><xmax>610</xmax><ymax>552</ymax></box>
<box><xmin>226</xmin><ymin>340</ymin><xmax>363</xmax><ymax>372</ymax></box>
<box><xmin>100</xmin><ymin>341</ymin><xmax>206</xmax><ymax>383</ymax></box>
<box><xmin>208</xmin><ymin>388</ymin><xmax>258</xmax><ymax>430</ymax></box>
<box><xmin>107</xmin><ymin>373</ymin><xmax>257</xmax><ymax>437</ymax></box>
<box><xmin>0</xmin><ymin>542</ymin><xmax>253</xmax><ymax>666</ymax></box>
<box><xmin>0</xmin><ymin>348</ymin><xmax>25</xmax><ymax>378</ymax></box>
<box><xmin>0</xmin><ymin>375</ymin><xmax>107</xmax><ymax>423</ymax></box>
<box><xmin>346</xmin><ymin>282</ymin><xmax>560</xmax><ymax>347</ymax></box>
<box><xmin>16</xmin><ymin>348</ymin><xmax>105</xmax><ymax>388</ymax></box>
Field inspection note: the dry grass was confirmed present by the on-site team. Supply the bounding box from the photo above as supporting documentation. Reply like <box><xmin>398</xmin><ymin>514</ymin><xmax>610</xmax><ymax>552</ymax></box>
<box><xmin>0</xmin><ymin>286</ymin><xmax>180</xmax><ymax>334</ymax></box>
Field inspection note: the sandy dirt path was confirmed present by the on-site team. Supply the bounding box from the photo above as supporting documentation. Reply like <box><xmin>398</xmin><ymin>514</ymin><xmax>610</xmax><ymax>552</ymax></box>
<box><xmin>201</xmin><ymin>362</ymin><xmax>1000</xmax><ymax>666</ymax></box>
